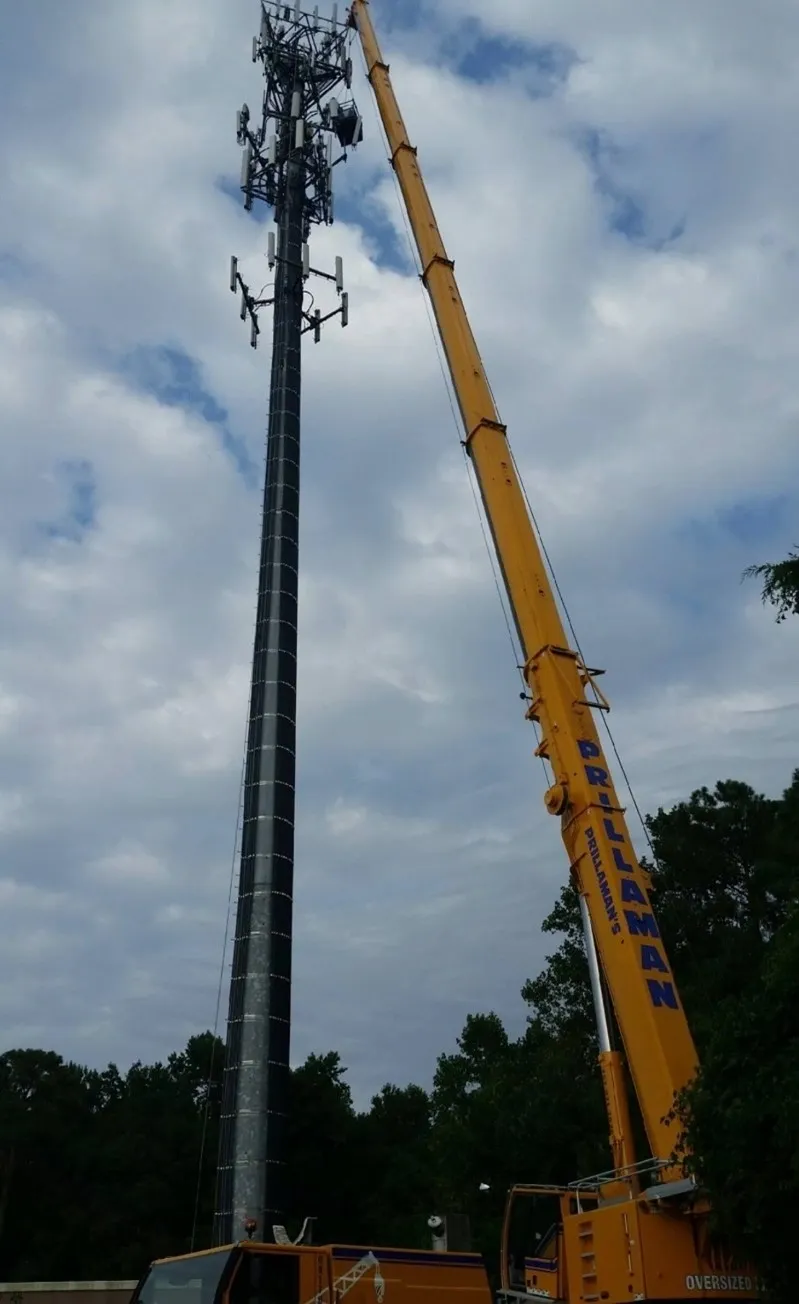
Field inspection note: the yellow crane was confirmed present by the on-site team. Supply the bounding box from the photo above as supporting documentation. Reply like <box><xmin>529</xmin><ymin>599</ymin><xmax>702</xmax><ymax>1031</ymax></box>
<box><xmin>131</xmin><ymin>5</ymin><xmax>762</xmax><ymax>1302</ymax></box>
<box><xmin>347</xmin><ymin>2</ymin><xmax>759</xmax><ymax>1299</ymax></box>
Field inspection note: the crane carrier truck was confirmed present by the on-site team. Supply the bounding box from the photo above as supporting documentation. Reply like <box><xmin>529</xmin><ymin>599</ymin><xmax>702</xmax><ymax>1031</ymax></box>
<box><xmin>130</xmin><ymin>2</ymin><xmax>760</xmax><ymax>1302</ymax></box>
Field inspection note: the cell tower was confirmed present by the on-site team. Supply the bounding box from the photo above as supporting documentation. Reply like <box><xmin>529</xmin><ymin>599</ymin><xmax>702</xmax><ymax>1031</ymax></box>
<box><xmin>214</xmin><ymin>0</ymin><xmax>362</xmax><ymax>1246</ymax></box>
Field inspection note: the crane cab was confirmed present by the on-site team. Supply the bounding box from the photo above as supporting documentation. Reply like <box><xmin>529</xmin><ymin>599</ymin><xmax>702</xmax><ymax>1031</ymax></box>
<box><xmin>132</xmin><ymin>1242</ymin><xmax>493</xmax><ymax>1304</ymax></box>
<box><xmin>133</xmin><ymin>1244</ymin><xmax>313</xmax><ymax>1304</ymax></box>
<box><xmin>501</xmin><ymin>1184</ymin><xmax>565</xmax><ymax>1301</ymax></box>
<box><xmin>499</xmin><ymin>1179</ymin><xmax>763</xmax><ymax>1302</ymax></box>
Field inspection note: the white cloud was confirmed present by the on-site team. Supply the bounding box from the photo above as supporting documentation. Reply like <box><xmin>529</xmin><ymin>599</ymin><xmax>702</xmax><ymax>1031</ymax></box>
<box><xmin>0</xmin><ymin>0</ymin><xmax>798</xmax><ymax>1114</ymax></box>
<box><xmin>88</xmin><ymin>844</ymin><xmax>170</xmax><ymax>887</ymax></box>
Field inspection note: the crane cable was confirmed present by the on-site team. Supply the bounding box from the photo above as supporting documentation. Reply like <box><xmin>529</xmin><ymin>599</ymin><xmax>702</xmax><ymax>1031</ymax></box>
<box><xmin>505</xmin><ymin>435</ymin><xmax>658</xmax><ymax>863</ymax></box>
<box><xmin>356</xmin><ymin>40</ymin><xmax>658</xmax><ymax>860</ymax></box>
<box><xmin>190</xmin><ymin>692</ymin><xmax>250</xmax><ymax>1250</ymax></box>
<box><xmin>356</xmin><ymin>65</ymin><xmax>549</xmax><ymax>782</ymax></box>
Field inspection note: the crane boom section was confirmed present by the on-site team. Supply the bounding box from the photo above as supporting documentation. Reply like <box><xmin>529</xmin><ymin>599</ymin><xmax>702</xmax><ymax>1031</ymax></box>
<box><xmin>350</xmin><ymin>0</ymin><xmax>698</xmax><ymax>1164</ymax></box>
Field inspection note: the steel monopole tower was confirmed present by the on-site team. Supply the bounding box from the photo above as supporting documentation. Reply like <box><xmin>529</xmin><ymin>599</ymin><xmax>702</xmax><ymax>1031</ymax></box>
<box><xmin>214</xmin><ymin>0</ymin><xmax>362</xmax><ymax>1246</ymax></box>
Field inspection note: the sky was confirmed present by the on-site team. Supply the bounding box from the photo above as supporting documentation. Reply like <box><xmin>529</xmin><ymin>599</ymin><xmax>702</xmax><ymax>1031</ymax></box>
<box><xmin>1</xmin><ymin>0</ymin><xmax>798</xmax><ymax>1111</ymax></box>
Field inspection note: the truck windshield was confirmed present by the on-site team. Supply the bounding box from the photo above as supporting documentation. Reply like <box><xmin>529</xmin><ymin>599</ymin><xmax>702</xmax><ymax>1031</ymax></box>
<box><xmin>137</xmin><ymin>1251</ymin><xmax>232</xmax><ymax>1304</ymax></box>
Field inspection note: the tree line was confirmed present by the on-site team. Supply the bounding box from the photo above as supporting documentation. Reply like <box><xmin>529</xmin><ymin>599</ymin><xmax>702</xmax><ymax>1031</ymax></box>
<box><xmin>0</xmin><ymin>552</ymin><xmax>796</xmax><ymax>1296</ymax></box>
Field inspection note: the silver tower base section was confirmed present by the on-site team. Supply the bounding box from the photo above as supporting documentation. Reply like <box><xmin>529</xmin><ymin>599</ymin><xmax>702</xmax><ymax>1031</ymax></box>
<box><xmin>214</xmin><ymin>0</ymin><xmax>361</xmax><ymax>1247</ymax></box>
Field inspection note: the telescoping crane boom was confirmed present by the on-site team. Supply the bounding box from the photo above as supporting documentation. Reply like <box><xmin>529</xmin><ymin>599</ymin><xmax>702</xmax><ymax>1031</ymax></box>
<box><xmin>347</xmin><ymin>3</ymin><xmax>759</xmax><ymax>1300</ymax></box>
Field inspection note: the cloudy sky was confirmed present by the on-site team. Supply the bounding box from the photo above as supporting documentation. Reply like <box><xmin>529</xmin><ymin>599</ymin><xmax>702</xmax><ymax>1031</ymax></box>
<box><xmin>1</xmin><ymin>0</ymin><xmax>798</xmax><ymax>1108</ymax></box>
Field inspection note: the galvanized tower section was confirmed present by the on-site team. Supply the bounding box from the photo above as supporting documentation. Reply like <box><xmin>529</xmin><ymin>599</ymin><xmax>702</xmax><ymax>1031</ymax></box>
<box><xmin>215</xmin><ymin>0</ymin><xmax>362</xmax><ymax>1246</ymax></box>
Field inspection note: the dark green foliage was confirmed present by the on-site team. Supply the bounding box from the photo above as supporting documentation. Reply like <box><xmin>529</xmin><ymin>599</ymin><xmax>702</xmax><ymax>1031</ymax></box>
<box><xmin>1</xmin><ymin>772</ymin><xmax>798</xmax><ymax>1295</ymax></box>
<box><xmin>671</xmin><ymin>773</ymin><xmax>799</xmax><ymax>1303</ymax></box>
<box><xmin>284</xmin><ymin>1051</ymin><xmax>360</xmax><ymax>1242</ymax></box>
<box><xmin>678</xmin><ymin>908</ymin><xmax>799</xmax><ymax>1304</ymax></box>
<box><xmin>644</xmin><ymin>776</ymin><xmax>798</xmax><ymax>1045</ymax></box>
<box><xmin>352</xmin><ymin>1082</ymin><xmax>436</xmax><ymax>1249</ymax></box>
<box><xmin>0</xmin><ymin>1050</ymin><xmax>101</xmax><ymax>1278</ymax></box>
<box><xmin>743</xmin><ymin>547</ymin><xmax>799</xmax><ymax>621</ymax></box>
<box><xmin>0</xmin><ymin>1033</ymin><xmax>226</xmax><ymax>1280</ymax></box>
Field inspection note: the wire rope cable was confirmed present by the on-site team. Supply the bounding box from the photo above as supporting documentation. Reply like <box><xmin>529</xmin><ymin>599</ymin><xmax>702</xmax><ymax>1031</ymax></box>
<box><xmin>354</xmin><ymin>39</ymin><xmax>657</xmax><ymax>850</ymax></box>
<box><xmin>189</xmin><ymin>650</ymin><xmax>251</xmax><ymax>1248</ymax></box>
<box><xmin>354</xmin><ymin>46</ymin><xmax>539</xmax><ymax>709</ymax></box>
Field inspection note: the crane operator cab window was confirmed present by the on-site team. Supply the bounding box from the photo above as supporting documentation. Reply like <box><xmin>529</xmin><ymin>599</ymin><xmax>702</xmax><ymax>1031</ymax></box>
<box><xmin>230</xmin><ymin>1250</ymin><xmax>301</xmax><ymax>1304</ymax></box>
<box><xmin>136</xmin><ymin>1251</ymin><xmax>233</xmax><ymax>1304</ymax></box>
<box><xmin>503</xmin><ymin>1191</ymin><xmax>560</xmax><ymax>1293</ymax></box>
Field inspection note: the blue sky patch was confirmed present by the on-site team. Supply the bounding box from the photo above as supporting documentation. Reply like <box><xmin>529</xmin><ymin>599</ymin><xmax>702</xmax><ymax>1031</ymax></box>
<box><xmin>633</xmin><ymin>493</ymin><xmax>794</xmax><ymax>647</ymax></box>
<box><xmin>718</xmin><ymin>494</ymin><xmax>791</xmax><ymax>547</ymax></box>
<box><xmin>216</xmin><ymin>173</ymin><xmax>272</xmax><ymax>226</ymax></box>
<box><xmin>450</xmin><ymin>21</ymin><xmax>575</xmax><ymax>94</ymax></box>
<box><xmin>578</xmin><ymin>126</ymin><xmax>648</xmax><ymax>242</ymax></box>
<box><xmin>680</xmin><ymin>493</ymin><xmax>791</xmax><ymax>552</ymax></box>
<box><xmin>220</xmin><ymin>157</ymin><xmax>411</xmax><ymax>275</ymax></box>
<box><xmin>576</xmin><ymin>125</ymin><xmax>685</xmax><ymax>250</ymax></box>
<box><xmin>337</xmin><ymin>185</ymin><xmax>411</xmax><ymax>274</ymax></box>
<box><xmin>40</xmin><ymin>459</ymin><xmax>97</xmax><ymax>543</ymax></box>
<box><xmin>453</xmin><ymin>25</ymin><xmax>531</xmax><ymax>84</ymax></box>
<box><xmin>383</xmin><ymin>0</ymin><xmax>426</xmax><ymax>29</ymax></box>
<box><xmin>120</xmin><ymin>344</ymin><xmax>257</xmax><ymax>486</ymax></box>
<box><xmin>216</xmin><ymin>173</ymin><xmax>247</xmax><ymax>211</ymax></box>
<box><xmin>0</xmin><ymin>249</ymin><xmax>31</xmax><ymax>284</ymax></box>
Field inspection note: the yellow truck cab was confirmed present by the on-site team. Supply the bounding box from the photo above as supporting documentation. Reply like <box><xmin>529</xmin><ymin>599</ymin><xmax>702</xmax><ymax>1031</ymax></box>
<box><xmin>133</xmin><ymin>1242</ymin><xmax>493</xmax><ymax>1304</ymax></box>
